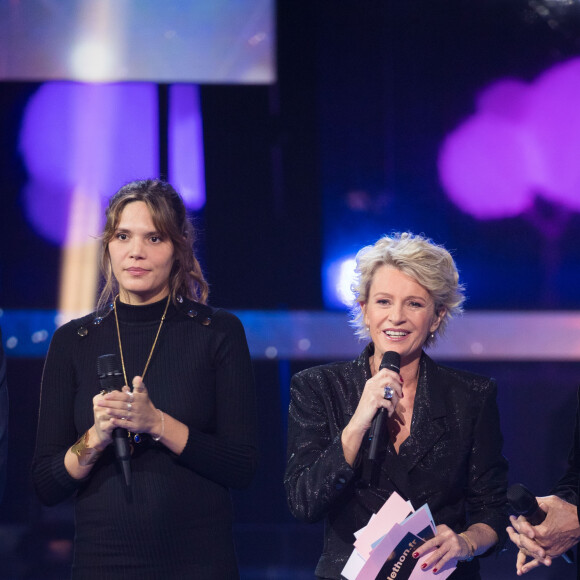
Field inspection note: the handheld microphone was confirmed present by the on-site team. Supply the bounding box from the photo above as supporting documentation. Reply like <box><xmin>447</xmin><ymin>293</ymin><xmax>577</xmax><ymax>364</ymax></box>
<box><xmin>97</xmin><ymin>354</ymin><xmax>131</xmax><ymax>486</ymax></box>
<box><xmin>508</xmin><ymin>483</ymin><xmax>573</xmax><ymax>564</ymax></box>
<box><xmin>507</xmin><ymin>483</ymin><xmax>546</xmax><ymax>526</ymax></box>
<box><xmin>368</xmin><ymin>351</ymin><xmax>401</xmax><ymax>461</ymax></box>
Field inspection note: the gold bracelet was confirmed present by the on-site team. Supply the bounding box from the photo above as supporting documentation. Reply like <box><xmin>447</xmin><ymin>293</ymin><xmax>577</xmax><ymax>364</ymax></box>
<box><xmin>71</xmin><ymin>431</ymin><xmax>102</xmax><ymax>466</ymax></box>
<box><xmin>459</xmin><ymin>532</ymin><xmax>475</xmax><ymax>562</ymax></box>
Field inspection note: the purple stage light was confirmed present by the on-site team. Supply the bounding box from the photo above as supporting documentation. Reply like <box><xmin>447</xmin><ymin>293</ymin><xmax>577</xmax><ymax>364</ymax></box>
<box><xmin>527</xmin><ymin>58</ymin><xmax>580</xmax><ymax>211</ymax></box>
<box><xmin>439</xmin><ymin>110</ymin><xmax>534</xmax><ymax>219</ymax></box>
<box><xmin>438</xmin><ymin>57</ymin><xmax>580</xmax><ymax>220</ymax></box>
<box><xmin>19</xmin><ymin>82</ymin><xmax>159</xmax><ymax>245</ymax></box>
<box><xmin>169</xmin><ymin>84</ymin><xmax>206</xmax><ymax>211</ymax></box>
<box><xmin>19</xmin><ymin>82</ymin><xmax>206</xmax><ymax>246</ymax></box>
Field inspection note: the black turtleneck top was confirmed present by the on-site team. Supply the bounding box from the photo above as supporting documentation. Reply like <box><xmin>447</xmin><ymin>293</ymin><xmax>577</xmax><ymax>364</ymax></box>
<box><xmin>32</xmin><ymin>297</ymin><xmax>258</xmax><ymax>579</ymax></box>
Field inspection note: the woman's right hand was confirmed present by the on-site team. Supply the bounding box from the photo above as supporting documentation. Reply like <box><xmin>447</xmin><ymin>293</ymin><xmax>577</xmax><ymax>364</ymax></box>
<box><xmin>64</xmin><ymin>392</ymin><xmax>115</xmax><ymax>479</ymax></box>
<box><xmin>341</xmin><ymin>368</ymin><xmax>402</xmax><ymax>465</ymax></box>
<box><xmin>350</xmin><ymin>367</ymin><xmax>403</xmax><ymax>432</ymax></box>
<box><xmin>92</xmin><ymin>391</ymin><xmax>116</xmax><ymax>448</ymax></box>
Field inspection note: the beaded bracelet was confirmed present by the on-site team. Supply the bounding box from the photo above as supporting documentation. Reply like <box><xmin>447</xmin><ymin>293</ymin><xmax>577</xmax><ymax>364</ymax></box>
<box><xmin>459</xmin><ymin>532</ymin><xmax>475</xmax><ymax>562</ymax></box>
<box><xmin>152</xmin><ymin>409</ymin><xmax>165</xmax><ymax>442</ymax></box>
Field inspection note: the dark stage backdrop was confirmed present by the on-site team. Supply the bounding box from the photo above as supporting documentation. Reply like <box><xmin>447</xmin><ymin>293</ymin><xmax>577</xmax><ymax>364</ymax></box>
<box><xmin>3</xmin><ymin>1</ymin><xmax>580</xmax><ymax>311</ymax></box>
<box><xmin>2</xmin><ymin>1</ymin><xmax>580</xmax><ymax>579</ymax></box>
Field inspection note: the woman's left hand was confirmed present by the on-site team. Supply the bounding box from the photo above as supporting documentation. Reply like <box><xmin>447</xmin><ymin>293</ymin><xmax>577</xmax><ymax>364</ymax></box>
<box><xmin>411</xmin><ymin>525</ymin><xmax>471</xmax><ymax>574</ymax></box>
<box><xmin>97</xmin><ymin>376</ymin><xmax>162</xmax><ymax>437</ymax></box>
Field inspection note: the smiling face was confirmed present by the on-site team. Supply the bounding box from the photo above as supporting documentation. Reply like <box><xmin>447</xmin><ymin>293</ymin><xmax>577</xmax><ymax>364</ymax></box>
<box><xmin>108</xmin><ymin>201</ymin><xmax>175</xmax><ymax>305</ymax></box>
<box><xmin>361</xmin><ymin>265</ymin><xmax>444</xmax><ymax>367</ymax></box>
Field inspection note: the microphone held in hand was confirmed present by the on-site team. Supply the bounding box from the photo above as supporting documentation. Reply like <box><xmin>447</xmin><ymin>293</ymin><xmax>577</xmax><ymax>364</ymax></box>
<box><xmin>507</xmin><ymin>483</ymin><xmax>574</xmax><ymax>564</ymax></box>
<box><xmin>507</xmin><ymin>483</ymin><xmax>546</xmax><ymax>526</ymax></box>
<box><xmin>368</xmin><ymin>351</ymin><xmax>401</xmax><ymax>461</ymax></box>
<box><xmin>97</xmin><ymin>354</ymin><xmax>131</xmax><ymax>486</ymax></box>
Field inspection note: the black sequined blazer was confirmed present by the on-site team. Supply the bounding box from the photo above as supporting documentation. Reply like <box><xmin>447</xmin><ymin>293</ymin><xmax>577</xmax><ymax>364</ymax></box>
<box><xmin>284</xmin><ymin>345</ymin><xmax>508</xmax><ymax>580</ymax></box>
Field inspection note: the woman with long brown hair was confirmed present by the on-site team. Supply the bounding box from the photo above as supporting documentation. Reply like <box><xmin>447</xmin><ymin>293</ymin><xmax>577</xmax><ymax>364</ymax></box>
<box><xmin>33</xmin><ymin>179</ymin><xmax>258</xmax><ymax>579</ymax></box>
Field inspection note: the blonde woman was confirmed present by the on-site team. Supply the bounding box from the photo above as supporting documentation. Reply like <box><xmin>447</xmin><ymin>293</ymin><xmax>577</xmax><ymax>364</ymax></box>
<box><xmin>285</xmin><ymin>232</ymin><xmax>508</xmax><ymax>579</ymax></box>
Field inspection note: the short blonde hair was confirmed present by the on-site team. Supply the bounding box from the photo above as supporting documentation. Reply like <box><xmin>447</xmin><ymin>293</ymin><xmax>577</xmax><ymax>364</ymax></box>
<box><xmin>350</xmin><ymin>232</ymin><xmax>465</xmax><ymax>346</ymax></box>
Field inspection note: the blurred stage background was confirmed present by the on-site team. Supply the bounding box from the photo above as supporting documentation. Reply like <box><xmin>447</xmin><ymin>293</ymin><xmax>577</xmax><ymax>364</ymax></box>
<box><xmin>2</xmin><ymin>1</ymin><xmax>580</xmax><ymax>578</ymax></box>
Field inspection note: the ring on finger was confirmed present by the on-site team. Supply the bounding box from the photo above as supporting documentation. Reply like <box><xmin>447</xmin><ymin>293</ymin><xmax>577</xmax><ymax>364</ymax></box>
<box><xmin>128</xmin><ymin>392</ymin><xmax>134</xmax><ymax>403</ymax></box>
<box><xmin>384</xmin><ymin>386</ymin><xmax>394</xmax><ymax>400</ymax></box>
<box><xmin>127</xmin><ymin>402</ymin><xmax>132</xmax><ymax>411</ymax></box>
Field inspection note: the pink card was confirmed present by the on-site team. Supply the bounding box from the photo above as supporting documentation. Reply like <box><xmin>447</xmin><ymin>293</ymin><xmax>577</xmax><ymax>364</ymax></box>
<box><xmin>354</xmin><ymin>492</ymin><xmax>413</xmax><ymax>559</ymax></box>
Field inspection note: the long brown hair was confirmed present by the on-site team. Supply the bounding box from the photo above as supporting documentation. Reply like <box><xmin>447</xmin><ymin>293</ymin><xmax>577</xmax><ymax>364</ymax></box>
<box><xmin>96</xmin><ymin>179</ymin><xmax>209</xmax><ymax>311</ymax></box>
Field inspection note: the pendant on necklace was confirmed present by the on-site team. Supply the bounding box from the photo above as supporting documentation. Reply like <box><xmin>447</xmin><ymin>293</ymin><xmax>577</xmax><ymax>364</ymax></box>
<box><xmin>128</xmin><ymin>431</ymin><xmax>142</xmax><ymax>444</ymax></box>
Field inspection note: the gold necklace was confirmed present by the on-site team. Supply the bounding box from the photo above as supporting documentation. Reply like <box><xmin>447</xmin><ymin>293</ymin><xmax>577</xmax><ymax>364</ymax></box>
<box><xmin>113</xmin><ymin>294</ymin><xmax>170</xmax><ymax>391</ymax></box>
<box><xmin>113</xmin><ymin>294</ymin><xmax>170</xmax><ymax>444</ymax></box>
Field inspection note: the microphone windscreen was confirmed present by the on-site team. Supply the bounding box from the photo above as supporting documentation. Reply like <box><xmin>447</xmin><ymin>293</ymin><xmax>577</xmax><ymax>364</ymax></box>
<box><xmin>380</xmin><ymin>351</ymin><xmax>401</xmax><ymax>374</ymax></box>
<box><xmin>97</xmin><ymin>354</ymin><xmax>125</xmax><ymax>391</ymax></box>
<box><xmin>507</xmin><ymin>483</ymin><xmax>537</xmax><ymax>516</ymax></box>
<box><xmin>97</xmin><ymin>353</ymin><xmax>119</xmax><ymax>376</ymax></box>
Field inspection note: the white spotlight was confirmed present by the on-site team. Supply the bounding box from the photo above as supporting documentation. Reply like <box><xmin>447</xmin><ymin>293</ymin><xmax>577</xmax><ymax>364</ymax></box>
<box><xmin>71</xmin><ymin>40</ymin><xmax>114</xmax><ymax>81</ymax></box>
<box><xmin>336</xmin><ymin>258</ymin><xmax>357</xmax><ymax>306</ymax></box>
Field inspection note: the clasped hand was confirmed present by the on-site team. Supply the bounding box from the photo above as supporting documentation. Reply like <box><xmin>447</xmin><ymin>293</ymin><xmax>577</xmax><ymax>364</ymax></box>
<box><xmin>506</xmin><ymin>495</ymin><xmax>580</xmax><ymax>575</ymax></box>
<box><xmin>92</xmin><ymin>376</ymin><xmax>161</xmax><ymax>446</ymax></box>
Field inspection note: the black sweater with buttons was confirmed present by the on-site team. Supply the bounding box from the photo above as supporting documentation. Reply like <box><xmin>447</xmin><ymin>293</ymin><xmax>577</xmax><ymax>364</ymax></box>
<box><xmin>32</xmin><ymin>297</ymin><xmax>258</xmax><ymax>580</ymax></box>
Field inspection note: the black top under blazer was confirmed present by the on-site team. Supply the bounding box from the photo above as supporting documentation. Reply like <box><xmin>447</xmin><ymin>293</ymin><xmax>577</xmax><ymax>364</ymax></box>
<box><xmin>284</xmin><ymin>345</ymin><xmax>508</xmax><ymax>579</ymax></box>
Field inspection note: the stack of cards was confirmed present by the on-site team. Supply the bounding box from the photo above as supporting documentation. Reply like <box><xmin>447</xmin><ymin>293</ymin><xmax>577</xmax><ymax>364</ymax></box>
<box><xmin>341</xmin><ymin>492</ymin><xmax>456</xmax><ymax>580</ymax></box>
